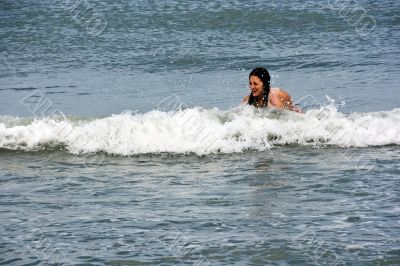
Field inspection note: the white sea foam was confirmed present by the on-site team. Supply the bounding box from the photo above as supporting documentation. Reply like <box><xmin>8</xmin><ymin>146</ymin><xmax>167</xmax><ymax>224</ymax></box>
<box><xmin>0</xmin><ymin>106</ymin><xmax>399</xmax><ymax>155</ymax></box>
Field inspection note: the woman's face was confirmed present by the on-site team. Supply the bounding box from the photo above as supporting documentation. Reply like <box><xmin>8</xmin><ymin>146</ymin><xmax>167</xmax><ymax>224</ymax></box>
<box><xmin>249</xmin><ymin>75</ymin><xmax>264</xmax><ymax>97</ymax></box>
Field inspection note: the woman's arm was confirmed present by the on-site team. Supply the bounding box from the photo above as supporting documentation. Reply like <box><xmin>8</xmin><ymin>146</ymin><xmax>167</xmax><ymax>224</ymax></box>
<box><xmin>274</xmin><ymin>90</ymin><xmax>303</xmax><ymax>113</ymax></box>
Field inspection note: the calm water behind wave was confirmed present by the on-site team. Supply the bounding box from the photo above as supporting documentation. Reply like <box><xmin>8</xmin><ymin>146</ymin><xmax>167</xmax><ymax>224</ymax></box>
<box><xmin>1</xmin><ymin>0</ymin><xmax>399</xmax><ymax>114</ymax></box>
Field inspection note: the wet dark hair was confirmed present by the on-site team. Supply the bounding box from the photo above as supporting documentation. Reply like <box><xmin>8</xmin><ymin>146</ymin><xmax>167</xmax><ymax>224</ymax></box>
<box><xmin>248</xmin><ymin>67</ymin><xmax>271</xmax><ymax>106</ymax></box>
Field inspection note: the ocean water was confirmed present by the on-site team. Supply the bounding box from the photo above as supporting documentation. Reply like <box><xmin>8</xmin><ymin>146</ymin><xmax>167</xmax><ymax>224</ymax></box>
<box><xmin>1</xmin><ymin>0</ymin><xmax>399</xmax><ymax>265</ymax></box>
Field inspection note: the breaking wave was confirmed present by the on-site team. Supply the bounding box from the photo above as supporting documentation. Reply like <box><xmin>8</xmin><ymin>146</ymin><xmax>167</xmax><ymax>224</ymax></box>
<box><xmin>1</xmin><ymin>106</ymin><xmax>399</xmax><ymax>155</ymax></box>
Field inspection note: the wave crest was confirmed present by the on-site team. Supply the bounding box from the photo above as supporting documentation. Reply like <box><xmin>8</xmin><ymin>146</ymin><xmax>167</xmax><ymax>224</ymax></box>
<box><xmin>1</xmin><ymin>106</ymin><xmax>399</xmax><ymax>155</ymax></box>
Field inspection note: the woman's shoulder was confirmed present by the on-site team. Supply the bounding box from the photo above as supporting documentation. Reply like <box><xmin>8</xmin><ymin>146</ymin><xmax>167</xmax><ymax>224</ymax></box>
<box><xmin>268</xmin><ymin>87</ymin><xmax>292</xmax><ymax>107</ymax></box>
<box><xmin>270</xmin><ymin>87</ymin><xmax>285</xmax><ymax>94</ymax></box>
<box><xmin>242</xmin><ymin>95</ymin><xmax>250</xmax><ymax>103</ymax></box>
<box><xmin>270</xmin><ymin>87</ymin><xmax>290</xmax><ymax>99</ymax></box>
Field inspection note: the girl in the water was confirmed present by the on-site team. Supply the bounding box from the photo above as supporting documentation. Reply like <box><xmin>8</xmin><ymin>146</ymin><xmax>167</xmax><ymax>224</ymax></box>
<box><xmin>242</xmin><ymin>67</ymin><xmax>302</xmax><ymax>113</ymax></box>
